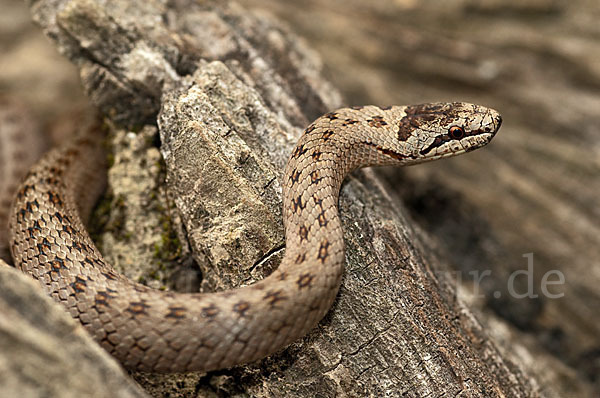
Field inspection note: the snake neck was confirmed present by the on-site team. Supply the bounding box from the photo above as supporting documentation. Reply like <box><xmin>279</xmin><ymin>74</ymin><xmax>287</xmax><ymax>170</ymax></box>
<box><xmin>280</xmin><ymin>136</ymin><xmax>356</xmax><ymax>281</ymax></box>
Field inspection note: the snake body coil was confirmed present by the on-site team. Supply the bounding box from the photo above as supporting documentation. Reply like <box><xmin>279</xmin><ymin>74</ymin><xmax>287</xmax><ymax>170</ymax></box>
<box><xmin>8</xmin><ymin>102</ymin><xmax>501</xmax><ymax>372</ymax></box>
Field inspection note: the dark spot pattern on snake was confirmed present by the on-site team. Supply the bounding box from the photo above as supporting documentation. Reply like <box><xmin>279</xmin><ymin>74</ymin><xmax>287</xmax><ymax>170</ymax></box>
<box><xmin>317</xmin><ymin>240</ymin><xmax>330</xmax><ymax>263</ymax></box>
<box><xmin>165</xmin><ymin>306</ymin><xmax>187</xmax><ymax>319</ymax></box>
<box><xmin>264</xmin><ymin>290</ymin><xmax>287</xmax><ymax>308</ymax></box>
<box><xmin>297</xmin><ymin>273</ymin><xmax>314</xmax><ymax>289</ymax></box>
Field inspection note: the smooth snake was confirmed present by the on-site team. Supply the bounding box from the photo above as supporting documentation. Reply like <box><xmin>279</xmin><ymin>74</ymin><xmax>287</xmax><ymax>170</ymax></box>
<box><xmin>5</xmin><ymin>102</ymin><xmax>501</xmax><ymax>372</ymax></box>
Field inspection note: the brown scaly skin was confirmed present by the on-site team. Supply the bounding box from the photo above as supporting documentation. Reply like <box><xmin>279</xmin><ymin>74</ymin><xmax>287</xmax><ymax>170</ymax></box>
<box><xmin>8</xmin><ymin>102</ymin><xmax>501</xmax><ymax>372</ymax></box>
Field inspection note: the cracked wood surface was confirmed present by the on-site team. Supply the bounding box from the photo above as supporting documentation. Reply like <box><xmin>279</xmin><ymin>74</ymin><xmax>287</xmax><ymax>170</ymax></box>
<box><xmin>238</xmin><ymin>1</ymin><xmax>600</xmax><ymax>396</ymax></box>
<box><xmin>0</xmin><ymin>260</ymin><xmax>149</xmax><ymax>398</ymax></box>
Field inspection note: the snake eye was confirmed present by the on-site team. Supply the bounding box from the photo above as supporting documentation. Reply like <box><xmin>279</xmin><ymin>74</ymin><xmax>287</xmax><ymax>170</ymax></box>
<box><xmin>449</xmin><ymin>126</ymin><xmax>465</xmax><ymax>140</ymax></box>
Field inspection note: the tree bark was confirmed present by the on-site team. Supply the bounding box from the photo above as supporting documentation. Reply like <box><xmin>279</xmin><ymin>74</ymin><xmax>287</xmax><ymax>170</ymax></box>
<box><xmin>234</xmin><ymin>1</ymin><xmax>600</xmax><ymax>397</ymax></box>
<box><xmin>0</xmin><ymin>260</ymin><xmax>149</xmax><ymax>397</ymax></box>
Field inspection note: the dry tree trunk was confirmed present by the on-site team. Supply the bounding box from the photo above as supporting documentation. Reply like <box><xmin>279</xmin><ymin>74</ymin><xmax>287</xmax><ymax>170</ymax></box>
<box><xmin>0</xmin><ymin>260</ymin><xmax>149</xmax><ymax>397</ymax></box>
<box><xmin>237</xmin><ymin>2</ymin><xmax>600</xmax><ymax>397</ymax></box>
<box><xmin>5</xmin><ymin>0</ymin><xmax>546</xmax><ymax>395</ymax></box>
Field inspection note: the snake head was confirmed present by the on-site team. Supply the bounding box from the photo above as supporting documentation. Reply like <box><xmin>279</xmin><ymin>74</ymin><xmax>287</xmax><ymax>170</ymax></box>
<box><xmin>398</xmin><ymin>102</ymin><xmax>502</xmax><ymax>162</ymax></box>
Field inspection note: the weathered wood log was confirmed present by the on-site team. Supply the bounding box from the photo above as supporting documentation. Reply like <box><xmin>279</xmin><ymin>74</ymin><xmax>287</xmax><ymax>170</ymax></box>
<box><xmin>237</xmin><ymin>1</ymin><xmax>600</xmax><ymax>396</ymax></box>
<box><xmin>9</xmin><ymin>0</ymin><xmax>597</xmax><ymax>395</ymax></box>
<box><xmin>0</xmin><ymin>260</ymin><xmax>148</xmax><ymax>397</ymax></box>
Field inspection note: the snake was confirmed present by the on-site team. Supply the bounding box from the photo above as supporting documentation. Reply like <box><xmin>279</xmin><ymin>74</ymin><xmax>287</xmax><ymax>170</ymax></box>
<box><xmin>7</xmin><ymin>101</ymin><xmax>501</xmax><ymax>373</ymax></box>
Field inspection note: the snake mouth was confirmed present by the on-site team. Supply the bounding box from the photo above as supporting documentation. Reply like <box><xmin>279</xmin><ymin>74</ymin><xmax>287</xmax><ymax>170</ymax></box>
<box><xmin>464</xmin><ymin>132</ymin><xmax>495</xmax><ymax>152</ymax></box>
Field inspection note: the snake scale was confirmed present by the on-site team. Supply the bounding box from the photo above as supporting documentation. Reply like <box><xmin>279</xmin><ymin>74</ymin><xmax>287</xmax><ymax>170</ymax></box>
<box><xmin>7</xmin><ymin>102</ymin><xmax>501</xmax><ymax>373</ymax></box>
